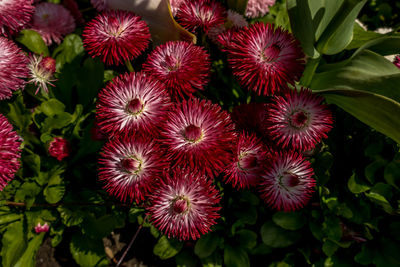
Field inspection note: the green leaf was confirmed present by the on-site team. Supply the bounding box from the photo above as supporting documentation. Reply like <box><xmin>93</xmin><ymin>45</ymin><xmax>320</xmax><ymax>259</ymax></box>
<box><xmin>364</xmin><ymin>191</ymin><xmax>393</xmax><ymax>214</ymax></box>
<box><xmin>43</xmin><ymin>173</ymin><xmax>65</xmax><ymax>204</ymax></box>
<box><xmin>14</xmin><ymin>182</ymin><xmax>41</xmax><ymax>209</ymax></box>
<box><xmin>77</xmin><ymin>58</ymin><xmax>104</xmax><ymax>107</ymax></box>
<box><xmin>354</xmin><ymin>244</ymin><xmax>374</xmax><ymax>265</ymax></box>
<box><xmin>0</xmin><ymin>214</ymin><xmax>22</xmax><ymax>226</ymax></box>
<box><xmin>235</xmin><ymin>229</ymin><xmax>257</xmax><ymax>250</ymax></box>
<box><xmin>224</xmin><ymin>245</ymin><xmax>250</xmax><ymax>267</ymax></box>
<box><xmin>41</xmin><ymin>112</ymin><xmax>73</xmax><ymax>132</ymax></box>
<box><xmin>16</xmin><ymin>29</ymin><xmax>49</xmax><ymax>56</ymax></box>
<box><xmin>348</xmin><ymin>172</ymin><xmax>370</xmax><ymax>194</ymax></box>
<box><xmin>227</xmin><ymin>0</ymin><xmax>249</xmax><ymax>14</ymax></box>
<box><xmin>57</xmin><ymin>206</ymin><xmax>85</xmax><ymax>227</ymax></box>
<box><xmin>260</xmin><ymin>221</ymin><xmax>301</xmax><ymax>248</ymax></box>
<box><xmin>14</xmin><ymin>234</ymin><xmax>45</xmax><ymax>267</ymax></box>
<box><xmin>52</xmin><ymin>34</ymin><xmax>84</xmax><ymax>69</ymax></box>
<box><xmin>233</xmin><ymin>206</ymin><xmax>257</xmax><ymax>225</ymax></box>
<box><xmin>365</xmin><ymin>159</ymin><xmax>387</xmax><ymax>184</ymax></box>
<box><xmin>322</xmin><ymin>216</ymin><xmax>342</xmax><ymax>242</ymax></box>
<box><xmin>1</xmin><ymin>221</ymin><xmax>27</xmax><ymax>267</ymax></box>
<box><xmin>322</xmin><ymin>240</ymin><xmax>339</xmax><ymax>257</ymax></box>
<box><xmin>40</xmin><ymin>99</ymin><xmax>66</xmax><ymax>117</ymax></box>
<box><xmin>82</xmin><ymin>214</ymin><xmax>120</xmax><ymax>240</ymax></box>
<box><xmin>176</xmin><ymin>249</ymin><xmax>198</xmax><ymax>267</ymax></box>
<box><xmin>194</xmin><ymin>232</ymin><xmax>220</xmax><ymax>258</ymax></box>
<box><xmin>384</xmin><ymin>161</ymin><xmax>400</xmax><ymax>190</ymax></box>
<box><xmin>272</xmin><ymin>211</ymin><xmax>306</xmax><ymax>230</ymax></box>
<box><xmin>316</xmin><ymin>0</ymin><xmax>367</xmax><ymax>55</ymax></box>
<box><xmin>70</xmin><ymin>234</ymin><xmax>108</xmax><ymax>267</ymax></box>
<box><xmin>154</xmin><ymin>236</ymin><xmax>183</xmax><ymax>260</ymax></box>
<box><xmin>249</xmin><ymin>243</ymin><xmax>273</xmax><ymax>255</ymax></box>
<box><xmin>351</xmin><ymin>36</ymin><xmax>400</xmax><ymax>59</ymax></box>
<box><xmin>7</xmin><ymin>94</ymin><xmax>31</xmax><ymax>131</ymax></box>
<box><xmin>24</xmin><ymin>155</ymin><xmax>41</xmax><ymax>177</ymax></box>
<box><xmin>346</xmin><ymin>23</ymin><xmax>381</xmax><ymax>50</ymax></box>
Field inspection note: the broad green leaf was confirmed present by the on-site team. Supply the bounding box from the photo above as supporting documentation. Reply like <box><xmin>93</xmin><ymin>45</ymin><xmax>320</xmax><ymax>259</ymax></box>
<box><xmin>260</xmin><ymin>221</ymin><xmax>301</xmax><ymax>248</ymax></box>
<box><xmin>77</xmin><ymin>58</ymin><xmax>104</xmax><ymax>107</ymax></box>
<box><xmin>176</xmin><ymin>250</ymin><xmax>198</xmax><ymax>267</ymax></box>
<box><xmin>1</xmin><ymin>221</ymin><xmax>27</xmax><ymax>267</ymax></box>
<box><xmin>316</xmin><ymin>0</ymin><xmax>367</xmax><ymax>55</ymax></box>
<box><xmin>14</xmin><ymin>234</ymin><xmax>45</xmax><ymax>267</ymax></box>
<box><xmin>82</xmin><ymin>215</ymin><xmax>120</xmax><ymax>240</ymax></box>
<box><xmin>249</xmin><ymin>243</ymin><xmax>273</xmax><ymax>255</ymax></box>
<box><xmin>384</xmin><ymin>161</ymin><xmax>400</xmax><ymax>190</ymax></box>
<box><xmin>24</xmin><ymin>155</ymin><xmax>41</xmax><ymax>177</ymax></box>
<box><xmin>365</xmin><ymin>191</ymin><xmax>393</xmax><ymax>214</ymax></box>
<box><xmin>272</xmin><ymin>212</ymin><xmax>306</xmax><ymax>230</ymax></box>
<box><xmin>43</xmin><ymin>173</ymin><xmax>65</xmax><ymax>204</ymax></box>
<box><xmin>41</xmin><ymin>112</ymin><xmax>73</xmax><ymax>132</ymax></box>
<box><xmin>321</xmin><ymin>89</ymin><xmax>400</xmax><ymax>144</ymax></box>
<box><xmin>16</xmin><ymin>29</ymin><xmax>49</xmax><ymax>56</ymax></box>
<box><xmin>348</xmin><ymin>172</ymin><xmax>370</xmax><ymax>194</ymax></box>
<box><xmin>52</xmin><ymin>34</ymin><xmax>84</xmax><ymax>69</ymax></box>
<box><xmin>235</xmin><ymin>229</ymin><xmax>257</xmax><ymax>250</ymax></box>
<box><xmin>224</xmin><ymin>245</ymin><xmax>250</xmax><ymax>267</ymax></box>
<box><xmin>322</xmin><ymin>240</ymin><xmax>339</xmax><ymax>257</ymax></box>
<box><xmin>322</xmin><ymin>216</ymin><xmax>342</xmax><ymax>242</ymax></box>
<box><xmin>14</xmin><ymin>182</ymin><xmax>41</xmax><ymax>209</ymax></box>
<box><xmin>154</xmin><ymin>236</ymin><xmax>183</xmax><ymax>260</ymax></box>
<box><xmin>311</xmin><ymin>0</ymin><xmax>344</xmax><ymax>40</ymax></box>
<box><xmin>40</xmin><ymin>99</ymin><xmax>66</xmax><ymax>117</ymax></box>
<box><xmin>106</xmin><ymin>0</ymin><xmax>195</xmax><ymax>45</ymax></box>
<box><xmin>233</xmin><ymin>206</ymin><xmax>257</xmax><ymax>225</ymax></box>
<box><xmin>228</xmin><ymin>0</ymin><xmax>249</xmax><ymax>14</ymax></box>
<box><xmin>345</xmin><ymin>23</ymin><xmax>381</xmax><ymax>50</ymax></box>
<box><xmin>70</xmin><ymin>234</ymin><xmax>108</xmax><ymax>267</ymax></box>
<box><xmin>57</xmin><ymin>206</ymin><xmax>85</xmax><ymax>226</ymax></box>
<box><xmin>7</xmin><ymin>94</ymin><xmax>31</xmax><ymax>131</ymax></box>
<box><xmin>354</xmin><ymin>245</ymin><xmax>374</xmax><ymax>265</ymax></box>
<box><xmin>351</xmin><ymin>36</ymin><xmax>400</xmax><ymax>58</ymax></box>
<box><xmin>194</xmin><ymin>232</ymin><xmax>220</xmax><ymax>258</ymax></box>
<box><xmin>0</xmin><ymin>214</ymin><xmax>22</xmax><ymax>226</ymax></box>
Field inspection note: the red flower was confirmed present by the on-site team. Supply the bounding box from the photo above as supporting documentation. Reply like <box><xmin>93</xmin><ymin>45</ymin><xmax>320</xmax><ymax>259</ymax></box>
<box><xmin>27</xmin><ymin>54</ymin><xmax>57</xmax><ymax>94</ymax></box>
<box><xmin>30</xmin><ymin>2</ymin><xmax>76</xmax><ymax>45</ymax></box>
<box><xmin>259</xmin><ymin>151</ymin><xmax>315</xmax><ymax>211</ymax></box>
<box><xmin>99</xmin><ymin>135</ymin><xmax>167</xmax><ymax>203</ymax></box>
<box><xmin>224</xmin><ymin>132</ymin><xmax>268</xmax><ymax>189</ymax></box>
<box><xmin>48</xmin><ymin>137</ymin><xmax>70</xmax><ymax>161</ymax></box>
<box><xmin>142</xmin><ymin>41</ymin><xmax>211</xmax><ymax>100</ymax></box>
<box><xmin>0</xmin><ymin>114</ymin><xmax>22</xmax><ymax>191</ymax></box>
<box><xmin>148</xmin><ymin>169</ymin><xmax>221</xmax><ymax>240</ymax></box>
<box><xmin>83</xmin><ymin>10</ymin><xmax>150</xmax><ymax>65</ymax></box>
<box><xmin>176</xmin><ymin>0</ymin><xmax>226</xmax><ymax>33</ymax></box>
<box><xmin>0</xmin><ymin>37</ymin><xmax>29</xmax><ymax>100</ymax></box>
<box><xmin>34</xmin><ymin>222</ymin><xmax>49</xmax><ymax>234</ymax></box>
<box><xmin>160</xmin><ymin>98</ymin><xmax>236</xmax><ymax>178</ymax></box>
<box><xmin>0</xmin><ymin>0</ymin><xmax>34</xmax><ymax>36</ymax></box>
<box><xmin>266</xmin><ymin>88</ymin><xmax>333</xmax><ymax>151</ymax></box>
<box><xmin>393</xmin><ymin>55</ymin><xmax>400</xmax><ymax>69</ymax></box>
<box><xmin>227</xmin><ymin>23</ymin><xmax>305</xmax><ymax>96</ymax></box>
<box><xmin>96</xmin><ymin>72</ymin><xmax>171</xmax><ymax>136</ymax></box>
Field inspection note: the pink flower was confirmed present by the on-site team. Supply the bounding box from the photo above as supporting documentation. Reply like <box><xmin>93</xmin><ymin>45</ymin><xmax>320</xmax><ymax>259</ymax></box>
<box><xmin>62</xmin><ymin>0</ymin><xmax>85</xmax><ymax>26</ymax></box>
<box><xmin>148</xmin><ymin>169</ymin><xmax>221</xmax><ymax>240</ymax></box>
<box><xmin>246</xmin><ymin>0</ymin><xmax>276</xmax><ymax>18</ymax></box>
<box><xmin>169</xmin><ymin>0</ymin><xmax>185</xmax><ymax>16</ymax></box>
<box><xmin>0</xmin><ymin>114</ymin><xmax>22</xmax><ymax>191</ymax></box>
<box><xmin>0</xmin><ymin>37</ymin><xmax>29</xmax><ymax>100</ymax></box>
<box><xmin>160</xmin><ymin>98</ymin><xmax>236</xmax><ymax>178</ymax></box>
<box><xmin>393</xmin><ymin>55</ymin><xmax>400</xmax><ymax>69</ymax></box>
<box><xmin>266</xmin><ymin>88</ymin><xmax>333</xmax><ymax>151</ymax></box>
<box><xmin>48</xmin><ymin>137</ymin><xmax>70</xmax><ymax>161</ymax></box>
<box><xmin>34</xmin><ymin>222</ymin><xmax>49</xmax><ymax>233</ymax></box>
<box><xmin>83</xmin><ymin>10</ymin><xmax>150</xmax><ymax>66</ymax></box>
<box><xmin>259</xmin><ymin>151</ymin><xmax>315</xmax><ymax>211</ymax></box>
<box><xmin>99</xmin><ymin>135</ymin><xmax>167</xmax><ymax>203</ymax></box>
<box><xmin>96</xmin><ymin>72</ymin><xmax>171</xmax><ymax>136</ymax></box>
<box><xmin>224</xmin><ymin>132</ymin><xmax>268</xmax><ymax>189</ymax></box>
<box><xmin>142</xmin><ymin>41</ymin><xmax>211</xmax><ymax>100</ymax></box>
<box><xmin>30</xmin><ymin>2</ymin><xmax>76</xmax><ymax>45</ymax></box>
<box><xmin>0</xmin><ymin>0</ymin><xmax>34</xmax><ymax>36</ymax></box>
<box><xmin>176</xmin><ymin>0</ymin><xmax>226</xmax><ymax>33</ymax></box>
<box><xmin>27</xmin><ymin>54</ymin><xmax>57</xmax><ymax>94</ymax></box>
<box><xmin>227</xmin><ymin>23</ymin><xmax>305</xmax><ymax>96</ymax></box>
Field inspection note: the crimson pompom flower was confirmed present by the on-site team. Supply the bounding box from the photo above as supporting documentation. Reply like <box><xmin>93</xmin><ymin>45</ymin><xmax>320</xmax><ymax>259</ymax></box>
<box><xmin>30</xmin><ymin>2</ymin><xmax>76</xmax><ymax>45</ymax></box>
<box><xmin>0</xmin><ymin>37</ymin><xmax>29</xmax><ymax>100</ymax></box>
<box><xmin>96</xmin><ymin>72</ymin><xmax>171</xmax><ymax>136</ymax></box>
<box><xmin>148</xmin><ymin>169</ymin><xmax>221</xmax><ymax>240</ymax></box>
<box><xmin>176</xmin><ymin>0</ymin><xmax>226</xmax><ymax>33</ymax></box>
<box><xmin>246</xmin><ymin>0</ymin><xmax>276</xmax><ymax>18</ymax></box>
<box><xmin>266</xmin><ymin>88</ymin><xmax>333</xmax><ymax>151</ymax></box>
<box><xmin>83</xmin><ymin>10</ymin><xmax>150</xmax><ymax>66</ymax></box>
<box><xmin>224</xmin><ymin>132</ymin><xmax>268</xmax><ymax>189</ymax></box>
<box><xmin>48</xmin><ymin>137</ymin><xmax>70</xmax><ymax>161</ymax></box>
<box><xmin>98</xmin><ymin>135</ymin><xmax>166</xmax><ymax>203</ymax></box>
<box><xmin>259</xmin><ymin>151</ymin><xmax>315</xmax><ymax>211</ymax></box>
<box><xmin>227</xmin><ymin>23</ymin><xmax>305</xmax><ymax>96</ymax></box>
<box><xmin>169</xmin><ymin>0</ymin><xmax>185</xmax><ymax>16</ymax></box>
<box><xmin>160</xmin><ymin>98</ymin><xmax>236</xmax><ymax>178</ymax></box>
<box><xmin>0</xmin><ymin>114</ymin><xmax>22</xmax><ymax>191</ymax></box>
<box><xmin>34</xmin><ymin>222</ymin><xmax>49</xmax><ymax>234</ymax></box>
<box><xmin>393</xmin><ymin>55</ymin><xmax>400</xmax><ymax>69</ymax></box>
<box><xmin>0</xmin><ymin>0</ymin><xmax>34</xmax><ymax>36</ymax></box>
<box><xmin>27</xmin><ymin>54</ymin><xmax>57</xmax><ymax>94</ymax></box>
<box><xmin>142</xmin><ymin>41</ymin><xmax>211</xmax><ymax>100</ymax></box>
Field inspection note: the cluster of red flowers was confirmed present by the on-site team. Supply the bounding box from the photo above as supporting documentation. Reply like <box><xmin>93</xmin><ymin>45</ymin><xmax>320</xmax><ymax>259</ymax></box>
<box><xmin>83</xmin><ymin>1</ymin><xmax>333</xmax><ymax>241</ymax></box>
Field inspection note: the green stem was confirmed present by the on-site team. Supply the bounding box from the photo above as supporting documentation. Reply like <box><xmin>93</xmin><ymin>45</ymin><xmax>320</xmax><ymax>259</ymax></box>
<box><xmin>125</xmin><ymin>60</ymin><xmax>135</xmax><ymax>73</ymax></box>
<box><xmin>300</xmin><ymin>56</ymin><xmax>321</xmax><ymax>88</ymax></box>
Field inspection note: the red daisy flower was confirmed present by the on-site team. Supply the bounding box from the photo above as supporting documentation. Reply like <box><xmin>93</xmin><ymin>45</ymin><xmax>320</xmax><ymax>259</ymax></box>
<box><xmin>0</xmin><ymin>37</ymin><xmax>29</xmax><ymax>100</ymax></box>
<box><xmin>83</xmin><ymin>10</ymin><xmax>150</xmax><ymax>66</ymax></box>
<box><xmin>148</xmin><ymin>169</ymin><xmax>221</xmax><ymax>240</ymax></box>
<box><xmin>0</xmin><ymin>114</ymin><xmax>22</xmax><ymax>191</ymax></box>
<box><xmin>246</xmin><ymin>0</ymin><xmax>276</xmax><ymax>18</ymax></box>
<box><xmin>231</xmin><ymin>102</ymin><xmax>268</xmax><ymax>138</ymax></box>
<box><xmin>48</xmin><ymin>137</ymin><xmax>71</xmax><ymax>161</ymax></box>
<box><xmin>266</xmin><ymin>88</ymin><xmax>333</xmax><ymax>151</ymax></box>
<box><xmin>0</xmin><ymin>0</ymin><xmax>34</xmax><ymax>36</ymax></box>
<box><xmin>99</xmin><ymin>135</ymin><xmax>167</xmax><ymax>203</ymax></box>
<box><xmin>96</xmin><ymin>72</ymin><xmax>171</xmax><ymax>136</ymax></box>
<box><xmin>259</xmin><ymin>151</ymin><xmax>315</xmax><ymax>211</ymax></box>
<box><xmin>224</xmin><ymin>132</ymin><xmax>268</xmax><ymax>189</ymax></box>
<box><xmin>30</xmin><ymin>2</ymin><xmax>76</xmax><ymax>45</ymax></box>
<box><xmin>176</xmin><ymin>0</ymin><xmax>226</xmax><ymax>33</ymax></box>
<box><xmin>227</xmin><ymin>23</ymin><xmax>305</xmax><ymax>96</ymax></box>
<box><xmin>393</xmin><ymin>55</ymin><xmax>400</xmax><ymax>69</ymax></box>
<box><xmin>160</xmin><ymin>98</ymin><xmax>236</xmax><ymax>178</ymax></box>
<box><xmin>142</xmin><ymin>41</ymin><xmax>211</xmax><ymax>100</ymax></box>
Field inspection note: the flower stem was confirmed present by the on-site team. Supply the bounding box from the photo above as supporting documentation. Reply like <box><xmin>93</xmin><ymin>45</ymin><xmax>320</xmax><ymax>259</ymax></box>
<box><xmin>125</xmin><ymin>60</ymin><xmax>135</xmax><ymax>73</ymax></box>
<box><xmin>116</xmin><ymin>214</ymin><xmax>149</xmax><ymax>267</ymax></box>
